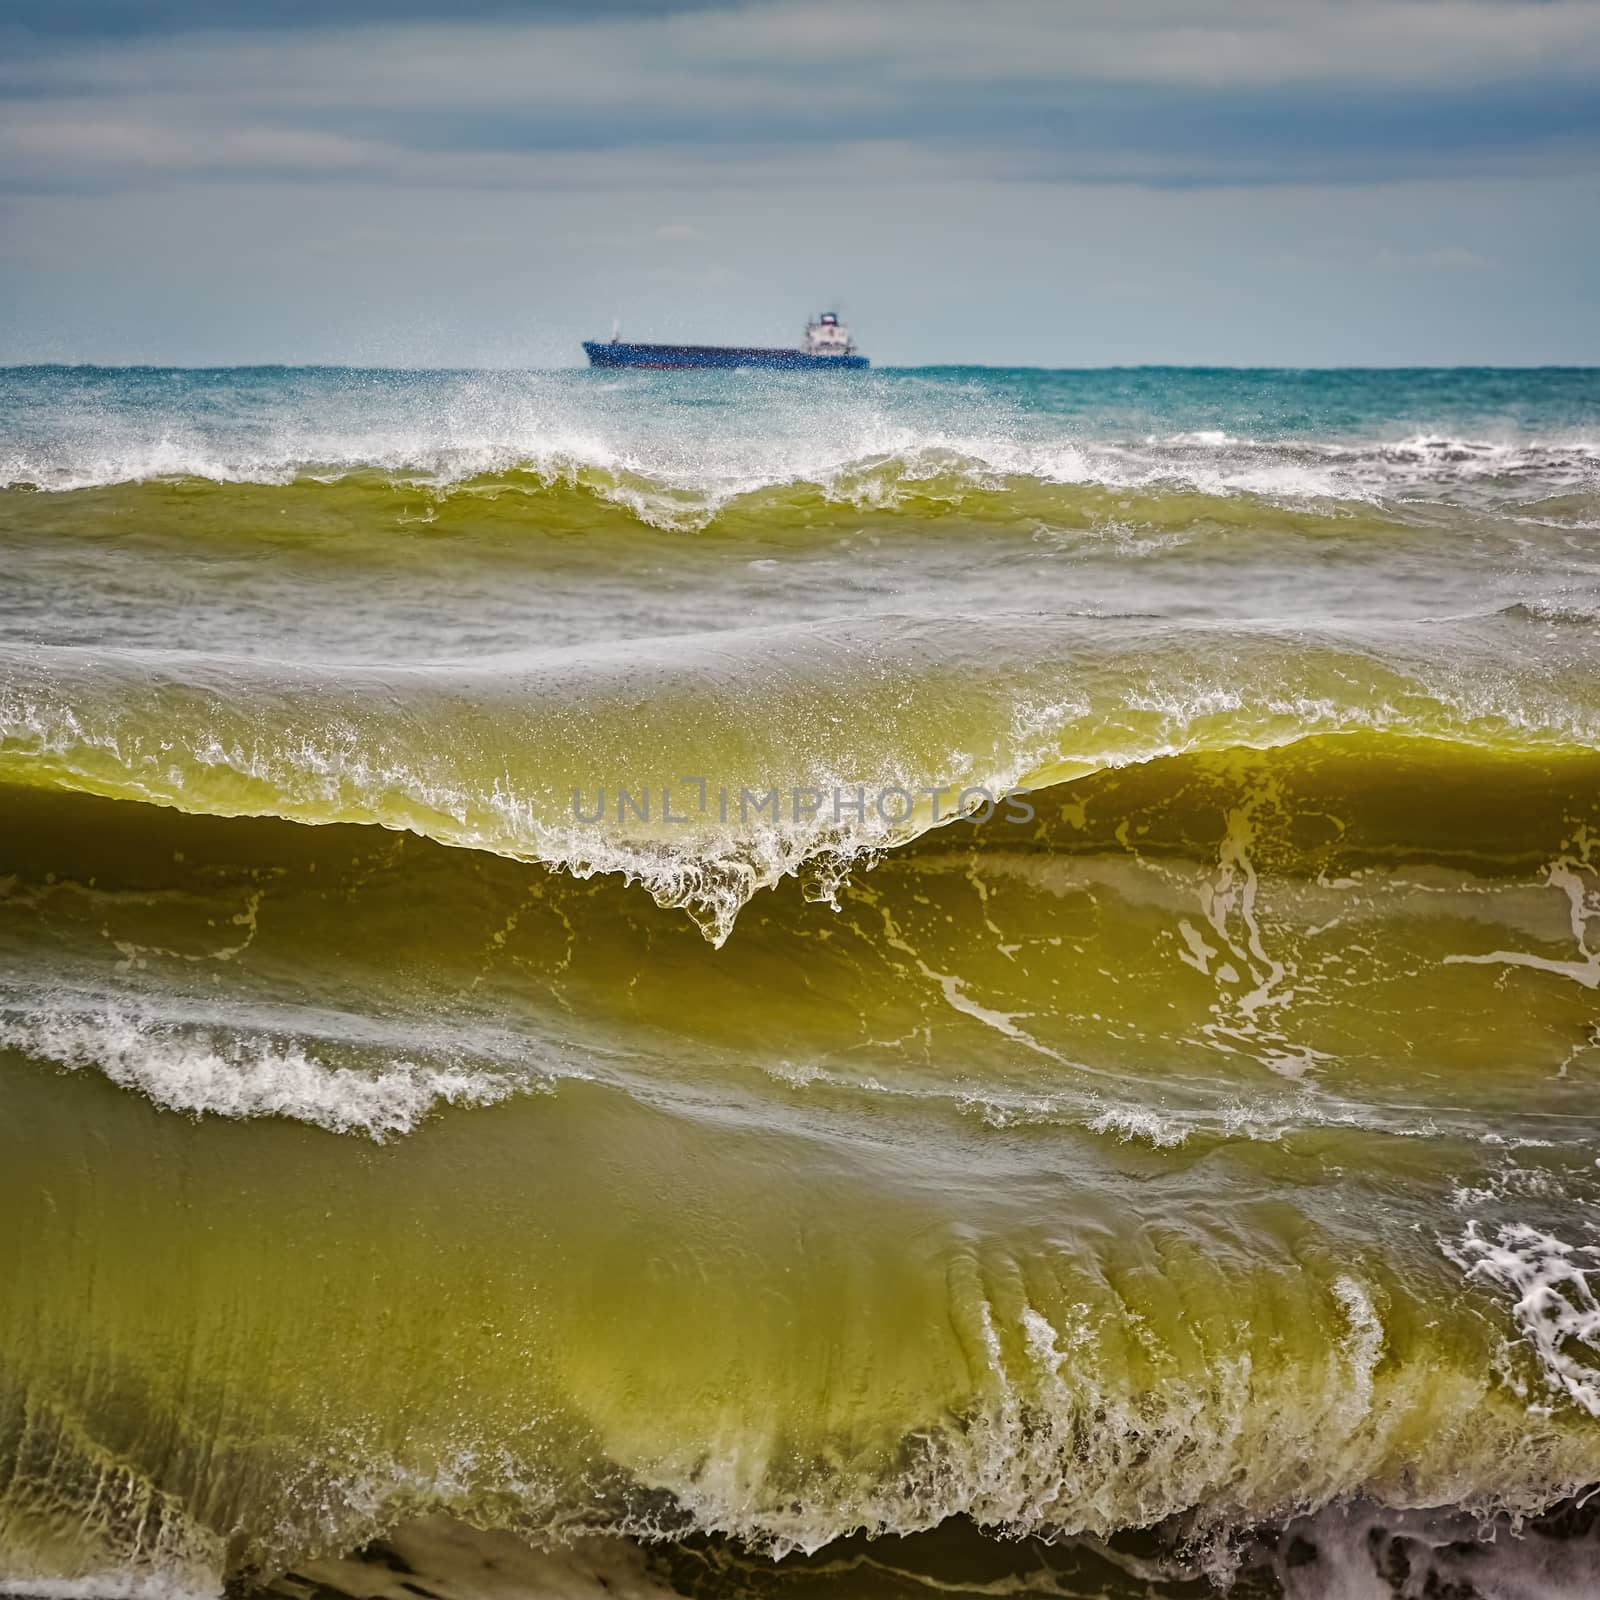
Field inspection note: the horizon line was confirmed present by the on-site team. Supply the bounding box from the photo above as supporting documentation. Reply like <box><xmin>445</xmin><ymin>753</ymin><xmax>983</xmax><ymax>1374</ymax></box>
<box><xmin>4</xmin><ymin>361</ymin><xmax>1598</xmax><ymax>375</ymax></box>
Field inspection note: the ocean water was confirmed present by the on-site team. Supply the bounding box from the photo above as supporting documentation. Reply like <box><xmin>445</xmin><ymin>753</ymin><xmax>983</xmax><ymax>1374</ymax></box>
<box><xmin>2</xmin><ymin>364</ymin><xmax>1600</xmax><ymax>1599</ymax></box>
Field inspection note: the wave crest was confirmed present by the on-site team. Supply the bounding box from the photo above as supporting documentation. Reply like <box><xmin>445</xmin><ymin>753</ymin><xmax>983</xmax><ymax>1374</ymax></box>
<box><xmin>3</xmin><ymin>614</ymin><xmax>1598</xmax><ymax>943</ymax></box>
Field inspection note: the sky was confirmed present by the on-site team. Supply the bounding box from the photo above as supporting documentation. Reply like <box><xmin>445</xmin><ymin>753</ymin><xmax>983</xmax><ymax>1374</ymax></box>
<box><xmin>0</xmin><ymin>0</ymin><xmax>1597</xmax><ymax>367</ymax></box>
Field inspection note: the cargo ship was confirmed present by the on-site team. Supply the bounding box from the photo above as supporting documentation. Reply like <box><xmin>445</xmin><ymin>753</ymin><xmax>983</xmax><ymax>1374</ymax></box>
<box><xmin>583</xmin><ymin>312</ymin><xmax>869</xmax><ymax>370</ymax></box>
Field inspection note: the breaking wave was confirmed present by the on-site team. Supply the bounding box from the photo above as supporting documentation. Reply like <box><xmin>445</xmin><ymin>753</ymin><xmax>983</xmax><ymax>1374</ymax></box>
<box><xmin>6</xmin><ymin>436</ymin><xmax>1600</xmax><ymax>534</ymax></box>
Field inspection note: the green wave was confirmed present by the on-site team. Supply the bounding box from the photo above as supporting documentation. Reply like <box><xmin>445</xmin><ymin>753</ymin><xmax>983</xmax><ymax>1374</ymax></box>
<box><xmin>0</xmin><ymin>460</ymin><xmax>1467</xmax><ymax>542</ymax></box>
<box><xmin>3</xmin><ymin>852</ymin><xmax>1599</xmax><ymax>1586</ymax></box>
<box><xmin>4</xmin><ymin>727</ymin><xmax>1598</xmax><ymax>1129</ymax></box>
<box><xmin>2</xmin><ymin>615</ymin><xmax>1596</xmax><ymax>940</ymax></box>
<box><xmin>5</xmin><ymin>618</ymin><xmax>1600</xmax><ymax>1593</ymax></box>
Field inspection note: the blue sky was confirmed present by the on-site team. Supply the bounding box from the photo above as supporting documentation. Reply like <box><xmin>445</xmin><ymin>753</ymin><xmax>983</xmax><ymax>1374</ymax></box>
<box><xmin>1</xmin><ymin>0</ymin><xmax>1597</xmax><ymax>365</ymax></box>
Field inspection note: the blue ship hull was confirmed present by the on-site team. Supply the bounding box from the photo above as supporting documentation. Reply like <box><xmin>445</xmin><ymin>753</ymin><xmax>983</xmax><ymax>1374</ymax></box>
<box><xmin>584</xmin><ymin>340</ymin><xmax>869</xmax><ymax>371</ymax></box>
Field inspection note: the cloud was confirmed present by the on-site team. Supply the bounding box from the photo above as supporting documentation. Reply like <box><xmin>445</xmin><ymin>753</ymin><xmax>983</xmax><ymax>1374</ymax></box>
<box><xmin>0</xmin><ymin>0</ymin><xmax>696</xmax><ymax>40</ymax></box>
<box><xmin>1</xmin><ymin>1</ymin><xmax>1598</xmax><ymax>195</ymax></box>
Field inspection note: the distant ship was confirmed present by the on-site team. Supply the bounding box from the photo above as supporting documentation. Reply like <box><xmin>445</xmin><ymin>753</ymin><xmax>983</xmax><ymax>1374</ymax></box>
<box><xmin>584</xmin><ymin>313</ymin><xmax>869</xmax><ymax>370</ymax></box>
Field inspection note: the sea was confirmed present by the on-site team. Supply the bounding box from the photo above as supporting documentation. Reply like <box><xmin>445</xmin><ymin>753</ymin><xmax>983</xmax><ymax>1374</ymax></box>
<box><xmin>2</xmin><ymin>363</ymin><xmax>1600</xmax><ymax>1599</ymax></box>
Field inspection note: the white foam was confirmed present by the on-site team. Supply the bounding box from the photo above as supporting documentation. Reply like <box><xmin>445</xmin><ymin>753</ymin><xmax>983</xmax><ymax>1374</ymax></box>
<box><xmin>1445</xmin><ymin>844</ymin><xmax>1600</xmax><ymax>990</ymax></box>
<box><xmin>1449</xmin><ymin>1221</ymin><xmax>1600</xmax><ymax>1417</ymax></box>
<box><xmin>1085</xmin><ymin>1103</ymin><xmax>1192</xmax><ymax>1147</ymax></box>
<box><xmin>0</xmin><ymin>1008</ymin><xmax>521</xmax><ymax>1139</ymax></box>
<box><xmin>1262</xmin><ymin>1499</ymin><xmax>1600</xmax><ymax>1600</ymax></box>
<box><xmin>5</xmin><ymin>369</ymin><xmax>1598</xmax><ymax>516</ymax></box>
<box><xmin>0</xmin><ymin>1578</ymin><xmax>220</xmax><ymax>1600</ymax></box>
